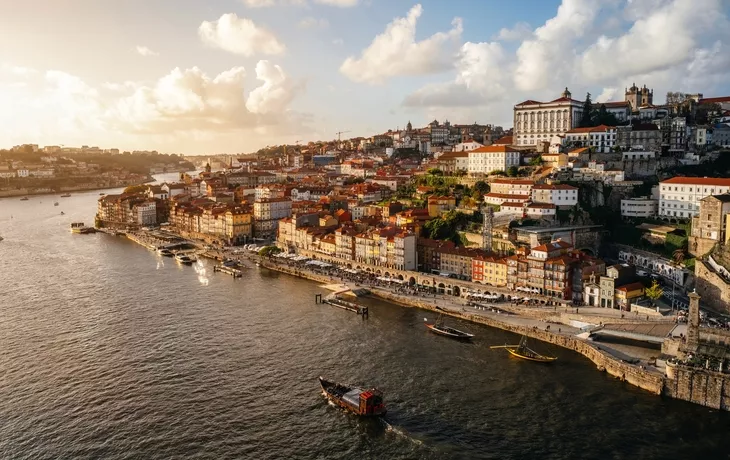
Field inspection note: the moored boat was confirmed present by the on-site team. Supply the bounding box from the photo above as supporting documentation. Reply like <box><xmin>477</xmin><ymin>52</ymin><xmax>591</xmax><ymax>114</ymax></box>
<box><xmin>20</xmin><ymin>197</ymin><xmax>29</xmax><ymax>201</ymax></box>
<box><xmin>54</xmin><ymin>202</ymin><xmax>59</xmax><ymax>206</ymax></box>
<box><xmin>175</xmin><ymin>253</ymin><xmax>196</xmax><ymax>264</ymax></box>
<box><xmin>157</xmin><ymin>248</ymin><xmax>174</xmax><ymax>257</ymax></box>
<box><xmin>70</xmin><ymin>222</ymin><xmax>95</xmax><ymax>234</ymax></box>
<box><xmin>60</xmin><ymin>193</ymin><xmax>71</xmax><ymax>197</ymax></box>
<box><xmin>425</xmin><ymin>311</ymin><xmax>474</xmax><ymax>340</ymax></box>
<box><xmin>491</xmin><ymin>336</ymin><xmax>557</xmax><ymax>363</ymax></box>
<box><xmin>0</xmin><ymin>236</ymin><xmax>4</xmax><ymax>242</ymax></box>
<box><xmin>319</xmin><ymin>377</ymin><xmax>386</xmax><ymax>416</ymax></box>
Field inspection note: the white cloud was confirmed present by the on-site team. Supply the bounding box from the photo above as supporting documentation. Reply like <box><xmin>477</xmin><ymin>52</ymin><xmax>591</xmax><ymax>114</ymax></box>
<box><xmin>298</xmin><ymin>17</ymin><xmax>329</xmax><ymax>29</ymax></box>
<box><xmin>135</xmin><ymin>45</ymin><xmax>159</xmax><ymax>57</ymax></box>
<box><xmin>580</xmin><ymin>0</ymin><xmax>723</xmax><ymax>84</ymax></box>
<box><xmin>340</xmin><ymin>4</ymin><xmax>462</xmax><ymax>84</ymax></box>
<box><xmin>313</xmin><ymin>0</ymin><xmax>358</xmax><ymax>6</ymax></box>
<box><xmin>595</xmin><ymin>87</ymin><xmax>617</xmax><ymax>103</ymax></box>
<box><xmin>1</xmin><ymin>64</ymin><xmax>37</xmax><ymax>77</ymax></box>
<box><xmin>494</xmin><ymin>22</ymin><xmax>532</xmax><ymax>41</ymax></box>
<box><xmin>514</xmin><ymin>0</ymin><xmax>600</xmax><ymax>92</ymax></box>
<box><xmin>332</xmin><ymin>38</ymin><xmax>344</xmax><ymax>46</ymax></box>
<box><xmin>246</xmin><ymin>60</ymin><xmax>299</xmax><ymax>114</ymax></box>
<box><xmin>198</xmin><ymin>13</ymin><xmax>285</xmax><ymax>56</ymax></box>
<box><xmin>241</xmin><ymin>0</ymin><xmax>276</xmax><ymax>6</ymax></box>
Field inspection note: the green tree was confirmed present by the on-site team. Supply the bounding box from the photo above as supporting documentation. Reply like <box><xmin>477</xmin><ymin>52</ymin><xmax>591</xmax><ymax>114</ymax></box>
<box><xmin>592</xmin><ymin>104</ymin><xmax>619</xmax><ymax>126</ymax></box>
<box><xmin>645</xmin><ymin>280</ymin><xmax>664</xmax><ymax>307</ymax></box>
<box><xmin>579</xmin><ymin>93</ymin><xmax>593</xmax><ymax>127</ymax></box>
<box><xmin>427</xmin><ymin>168</ymin><xmax>443</xmax><ymax>176</ymax></box>
<box><xmin>529</xmin><ymin>155</ymin><xmax>543</xmax><ymax>166</ymax></box>
<box><xmin>506</xmin><ymin>166</ymin><xmax>519</xmax><ymax>177</ymax></box>
<box><xmin>473</xmin><ymin>180</ymin><xmax>490</xmax><ymax>196</ymax></box>
<box><xmin>123</xmin><ymin>184</ymin><xmax>148</xmax><ymax>194</ymax></box>
<box><xmin>258</xmin><ymin>246</ymin><xmax>282</xmax><ymax>258</ymax></box>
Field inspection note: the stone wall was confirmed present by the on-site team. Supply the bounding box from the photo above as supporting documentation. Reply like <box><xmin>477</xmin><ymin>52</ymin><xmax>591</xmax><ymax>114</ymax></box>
<box><xmin>664</xmin><ymin>363</ymin><xmax>730</xmax><ymax>411</ymax></box>
<box><xmin>694</xmin><ymin>260</ymin><xmax>730</xmax><ymax>314</ymax></box>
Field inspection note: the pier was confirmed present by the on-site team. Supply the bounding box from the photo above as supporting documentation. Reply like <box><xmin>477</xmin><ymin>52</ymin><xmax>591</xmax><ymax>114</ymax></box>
<box><xmin>315</xmin><ymin>294</ymin><xmax>369</xmax><ymax>317</ymax></box>
<box><xmin>213</xmin><ymin>264</ymin><xmax>243</xmax><ymax>278</ymax></box>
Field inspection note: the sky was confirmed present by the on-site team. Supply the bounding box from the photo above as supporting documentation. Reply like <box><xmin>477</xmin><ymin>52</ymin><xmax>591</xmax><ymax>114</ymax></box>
<box><xmin>1</xmin><ymin>0</ymin><xmax>729</xmax><ymax>155</ymax></box>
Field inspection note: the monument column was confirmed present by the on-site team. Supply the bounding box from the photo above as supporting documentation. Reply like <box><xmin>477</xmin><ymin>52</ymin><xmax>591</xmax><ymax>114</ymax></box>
<box><xmin>687</xmin><ymin>290</ymin><xmax>701</xmax><ymax>349</ymax></box>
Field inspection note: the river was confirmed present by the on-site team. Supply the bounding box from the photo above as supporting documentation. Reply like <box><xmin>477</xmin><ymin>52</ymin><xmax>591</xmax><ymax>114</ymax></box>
<box><xmin>0</xmin><ymin>178</ymin><xmax>728</xmax><ymax>459</ymax></box>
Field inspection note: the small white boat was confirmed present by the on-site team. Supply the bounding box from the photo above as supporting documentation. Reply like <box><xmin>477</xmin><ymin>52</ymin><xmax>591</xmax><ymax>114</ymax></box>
<box><xmin>175</xmin><ymin>253</ymin><xmax>196</xmax><ymax>265</ymax></box>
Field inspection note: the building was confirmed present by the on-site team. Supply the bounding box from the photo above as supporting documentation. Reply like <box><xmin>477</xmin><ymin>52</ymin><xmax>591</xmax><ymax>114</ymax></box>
<box><xmin>689</xmin><ymin>194</ymin><xmax>730</xmax><ymax>256</ymax></box>
<box><xmin>453</xmin><ymin>141</ymin><xmax>484</xmax><ymax>152</ymax></box>
<box><xmin>490</xmin><ymin>179</ymin><xmax>534</xmax><ymax>196</ymax></box>
<box><xmin>615</xmin><ymin>282</ymin><xmax>645</xmax><ymax>310</ymax></box>
<box><xmin>513</xmin><ymin>88</ymin><xmax>583</xmax><ymax>147</ymax></box>
<box><xmin>564</xmin><ymin>125</ymin><xmax>617</xmax><ymax>153</ymax></box>
<box><xmin>467</xmin><ymin>145</ymin><xmax>521</xmax><ymax>174</ymax></box>
<box><xmin>598</xmin><ymin>264</ymin><xmax>636</xmax><ymax>309</ymax></box>
<box><xmin>353</xmin><ymin>227</ymin><xmax>417</xmax><ymax>271</ymax></box>
<box><xmin>471</xmin><ymin>255</ymin><xmax>508</xmax><ymax>286</ymax></box>
<box><xmin>624</xmin><ymin>83</ymin><xmax>653</xmax><ymax>110</ymax></box>
<box><xmin>621</xmin><ymin>197</ymin><xmax>658</xmax><ymax>218</ymax></box>
<box><xmin>659</xmin><ymin>177</ymin><xmax>730</xmax><ymax>219</ymax></box>
<box><xmin>427</xmin><ymin>195</ymin><xmax>456</xmax><ymax>217</ymax></box>
<box><xmin>253</xmin><ymin>198</ymin><xmax>292</xmax><ymax>239</ymax></box>
<box><xmin>436</xmin><ymin>151</ymin><xmax>469</xmax><ymax>174</ymax></box>
<box><xmin>541</xmin><ymin>153</ymin><xmax>568</xmax><ymax>170</ymax></box>
<box><xmin>531</xmin><ymin>184</ymin><xmax>578</xmax><ymax>207</ymax></box>
<box><xmin>601</xmin><ymin>101</ymin><xmax>632</xmax><ymax>122</ymax></box>
<box><xmin>616</xmin><ymin>124</ymin><xmax>662</xmax><ymax>152</ymax></box>
<box><xmin>439</xmin><ymin>247</ymin><xmax>480</xmax><ymax>280</ymax></box>
<box><xmin>427</xmin><ymin>120</ymin><xmax>450</xmax><ymax>145</ymax></box>
<box><xmin>417</xmin><ymin>238</ymin><xmax>455</xmax><ymax>274</ymax></box>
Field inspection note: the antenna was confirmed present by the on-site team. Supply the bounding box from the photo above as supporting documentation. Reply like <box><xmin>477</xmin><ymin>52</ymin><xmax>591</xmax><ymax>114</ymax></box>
<box><xmin>482</xmin><ymin>207</ymin><xmax>493</xmax><ymax>253</ymax></box>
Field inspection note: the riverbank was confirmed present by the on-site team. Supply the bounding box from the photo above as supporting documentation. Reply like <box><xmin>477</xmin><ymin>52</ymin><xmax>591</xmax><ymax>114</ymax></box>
<box><xmin>254</xmin><ymin>257</ymin><xmax>665</xmax><ymax>395</ymax></box>
<box><xmin>0</xmin><ymin>176</ymin><xmax>155</xmax><ymax>198</ymax></box>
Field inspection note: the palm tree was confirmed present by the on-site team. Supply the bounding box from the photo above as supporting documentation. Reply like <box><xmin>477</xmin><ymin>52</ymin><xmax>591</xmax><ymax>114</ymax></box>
<box><xmin>673</xmin><ymin>248</ymin><xmax>686</xmax><ymax>266</ymax></box>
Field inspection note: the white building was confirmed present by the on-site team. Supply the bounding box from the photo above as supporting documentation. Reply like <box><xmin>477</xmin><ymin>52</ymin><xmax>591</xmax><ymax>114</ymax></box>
<box><xmin>253</xmin><ymin>198</ymin><xmax>292</xmax><ymax>238</ymax></box>
<box><xmin>489</xmin><ymin>179</ymin><xmax>535</xmax><ymax>196</ymax></box>
<box><xmin>601</xmin><ymin>101</ymin><xmax>632</xmax><ymax>122</ymax></box>
<box><xmin>16</xmin><ymin>169</ymin><xmax>29</xmax><ymax>177</ymax></box>
<box><xmin>467</xmin><ymin>146</ymin><xmax>521</xmax><ymax>174</ymax></box>
<box><xmin>621</xmin><ymin>197</ymin><xmax>658</xmax><ymax>218</ymax></box>
<box><xmin>525</xmin><ymin>202</ymin><xmax>557</xmax><ymax>217</ymax></box>
<box><xmin>135</xmin><ymin>202</ymin><xmax>157</xmax><ymax>226</ymax></box>
<box><xmin>531</xmin><ymin>184</ymin><xmax>578</xmax><ymax>207</ymax></box>
<box><xmin>513</xmin><ymin>88</ymin><xmax>583</xmax><ymax>147</ymax></box>
<box><xmin>564</xmin><ymin>125</ymin><xmax>617</xmax><ymax>153</ymax></box>
<box><xmin>622</xmin><ymin>151</ymin><xmax>655</xmax><ymax>160</ymax></box>
<box><xmin>659</xmin><ymin>177</ymin><xmax>730</xmax><ymax>219</ymax></box>
<box><xmin>453</xmin><ymin>141</ymin><xmax>484</xmax><ymax>152</ymax></box>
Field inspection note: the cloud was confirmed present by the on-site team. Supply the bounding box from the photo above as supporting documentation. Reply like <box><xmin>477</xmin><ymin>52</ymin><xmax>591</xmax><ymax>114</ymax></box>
<box><xmin>298</xmin><ymin>17</ymin><xmax>329</xmax><ymax>29</ymax></box>
<box><xmin>580</xmin><ymin>0</ymin><xmax>724</xmax><ymax>84</ymax></box>
<box><xmin>198</xmin><ymin>13</ymin><xmax>285</xmax><ymax>56</ymax></box>
<box><xmin>494</xmin><ymin>22</ymin><xmax>532</xmax><ymax>41</ymax></box>
<box><xmin>241</xmin><ymin>0</ymin><xmax>276</xmax><ymax>6</ymax></box>
<box><xmin>402</xmin><ymin>0</ymin><xmax>730</xmax><ymax>128</ymax></box>
<box><xmin>246</xmin><ymin>60</ymin><xmax>300</xmax><ymax>114</ymax></box>
<box><xmin>332</xmin><ymin>38</ymin><xmax>344</xmax><ymax>46</ymax></box>
<box><xmin>313</xmin><ymin>0</ymin><xmax>358</xmax><ymax>6</ymax></box>
<box><xmin>340</xmin><ymin>4</ymin><xmax>462</xmax><ymax>84</ymax></box>
<box><xmin>135</xmin><ymin>45</ymin><xmax>159</xmax><ymax>57</ymax></box>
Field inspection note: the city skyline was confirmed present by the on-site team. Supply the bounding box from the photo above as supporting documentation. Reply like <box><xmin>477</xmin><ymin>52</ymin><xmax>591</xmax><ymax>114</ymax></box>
<box><xmin>1</xmin><ymin>0</ymin><xmax>729</xmax><ymax>154</ymax></box>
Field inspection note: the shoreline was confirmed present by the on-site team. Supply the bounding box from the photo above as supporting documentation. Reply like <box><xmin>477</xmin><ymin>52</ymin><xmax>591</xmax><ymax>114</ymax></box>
<box><xmin>256</xmin><ymin>257</ymin><xmax>664</xmax><ymax>395</ymax></box>
<box><xmin>0</xmin><ymin>177</ymin><xmax>157</xmax><ymax>199</ymax></box>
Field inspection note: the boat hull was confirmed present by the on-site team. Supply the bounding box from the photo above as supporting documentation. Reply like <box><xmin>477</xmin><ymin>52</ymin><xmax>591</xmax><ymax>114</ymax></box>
<box><xmin>425</xmin><ymin>323</ymin><xmax>474</xmax><ymax>340</ymax></box>
<box><xmin>505</xmin><ymin>348</ymin><xmax>557</xmax><ymax>363</ymax></box>
<box><xmin>319</xmin><ymin>377</ymin><xmax>386</xmax><ymax>417</ymax></box>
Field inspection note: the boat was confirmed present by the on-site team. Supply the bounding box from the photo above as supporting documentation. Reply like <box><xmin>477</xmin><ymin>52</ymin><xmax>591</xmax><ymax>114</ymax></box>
<box><xmin>70</xmin><ymin>222</ymin><xmax>95</xmax><ymax>234</ymax></box>
<box><xmin>20</xmin><ymin>197</ymin><xmax>29</xmax><ymax>201</ymax></box>
<box><xmin>0</xmin><ymin>236</ymin><xmax>4</xmax><ymax>242</ymax></box>
<box><xmin>319</xmin><ymin>377</ymin><xmax>386</xmax><ymax>416</ymax></box>
<box><xmin>490</xmin><ymin>336</ymin><xmax>557</xmax><ymax>363</ymax></box>
<box><xmin>60</xmin><ymin>193</ymin><xmax>71</xmax><ymax>197</ymax></box>
<box><xmin>60</xmin><ymin>211</ymin><xmax>65</xmax><ymax>215</ymax></box>
<box><xmin>54</xmin><ymin>202</ymin><xmax>59</xmax><ymax>206</ymax></box>
<box><xmin>424</xmin><ymin>310</ymin><xmax>474</xmax><ymax>340</ymax></box>
<box><xmin>175</xmin><ymin>253</ymin><xmax>196</xmax><ymax>264</ymax></box>
<box><xmin>99</xmin><ymin>192</ymin><xmax>106</xmax><ymax>195</ymax></box>
<box><xmin>157</xmin><ymin>248</ymin><xmax>174</xmax><ymax>257</ymax></box>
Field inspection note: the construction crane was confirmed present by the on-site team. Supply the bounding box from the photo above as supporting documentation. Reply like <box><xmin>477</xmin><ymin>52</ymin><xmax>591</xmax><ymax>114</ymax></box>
<box><xmin>335</xmin><ymin>130</ymin><xmax>351</xmax><ymax>142</ymax></box>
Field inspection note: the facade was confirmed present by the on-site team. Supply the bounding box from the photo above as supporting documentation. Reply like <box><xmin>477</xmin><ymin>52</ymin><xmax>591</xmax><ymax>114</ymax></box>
<box><xmin>490</xmin><ymin>179</ymin><xmax>534</xmax><ymax>196</ymax></box>
<box><xmin>621</xmin><ymin>197</ymin><xmax>658</xmax><ymax>218</ymax></box>
<box><xmin>601</xmin><ymin>101</ymin><xmax>632</xmax><ymax>122</ymax></box>
<box><xmin>417</xmin><ymin>238</ymin><xmax>455</xmax><ymax>274</ymax></box>
<box><xmin>472</xmin><ymin>255</ymin><xmax>508</xmax><ymax>286</ymax></box>
<box><xmin>615</xmin><ymin>282</ymin><xmax>645</xmax><ymax>310</ymax></box>
<box><xmin>689</xmin><ymin>194</ymin><xmax>730</xmax><ymax>256</ymax></box>
<box><xmin>564</xmin><ymin>125</ymin><xmax>617</xmax><ymax>153</ymax></box>
<box><xmin>624</xmin><ymin>83</ymin><xmax>653</xmax><ymax>110</ymax></box>
<box><xmin>467</xmin><ymin>145</ymin><xmax>521</xmax><ymax>174</ymax></box>
<box><xmin>531</xmin><ymin>184</ymin><xmax>578</xmax><ymax>207</ymax></box>
<box><xmin>659</xmin><ymin>177</ymin><xmax>730</xmax><ymax>219</ymax></box>
<box><xmin>541</xmin><ymin>153</ymin><xmax>568</xmax><ymax>170</ymax></box>
<box><xmin>453</xmin><ymin>141</ymin><xmax>484</xmax><ymax>152</ymax></box>
<box><xmin>353</xmin><ymin>227</ymin><xmax>417</xmax><ymax>271</ymax></box>
<box><xmin>436</xmin><ymin>151</ymin><xmax>469</xmax><ymax>174</ymax></box>
<box><xmin>513</xmin><ymin>88</ymin><xmax>583</xmax><ymax>147</ymax></box>
<box><xmin>506</xmin><ymin>241</ymin><xmax>575</xmax><ymax>299</ymax></box>
<box><xmin>616</xmin><ymin>124</ymin><xmax>661</xmax><ymax>152</ymax></box>
<box><xmin>253</xmin><ymin>198</ymin><xmax>292</xmax><ymax>239</ymax></box>
<box><xmin>427</xmin><ymin>195</ymin><xmax>456</xmax><ymax>217</ymax></box>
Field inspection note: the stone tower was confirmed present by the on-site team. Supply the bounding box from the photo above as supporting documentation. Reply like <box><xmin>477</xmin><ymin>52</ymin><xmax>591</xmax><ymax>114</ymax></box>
<box><xmin>687</xmin><ymin>290</ymin><xmax>701</xmax><ymax>349</ymax></box>
<box><xmin>406</xmin><ymin>120</ymin><xmax>413</xmax><ymax>132</ymax></box>
<box><xmin>625</xmin><ymin>83</ymin><xmax>653</xmax><ymax>110</ymax></box>
<box><xmin>561</xmin><ymin>87</ymin><xmax>572</xmax><ymax>99</ymax></box>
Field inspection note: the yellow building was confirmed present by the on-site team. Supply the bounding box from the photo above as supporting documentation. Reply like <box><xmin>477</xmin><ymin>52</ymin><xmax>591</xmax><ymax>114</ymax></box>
<box><xmin>225</xmin><ymin>208</ymin><xmax>252</xmax><ymax>244</ymax></box>
<box><xmin>472</xmin><ymin>256</ymin><xmax>507</xmax><ymax>286</ymax></box>
<box><xmin>427</xmin><ymin>195</ymin><xmax>457</xmax><ymax>217</ymax></box>
<box><xmin>615</xmin><ymin>282</ymin><xmax>645</xmax><ymax>309</ymax></box>
<box><xmin>541</xmin><ymin>153</ymin><xmax>568</xmax><ymax>170</ymax></box>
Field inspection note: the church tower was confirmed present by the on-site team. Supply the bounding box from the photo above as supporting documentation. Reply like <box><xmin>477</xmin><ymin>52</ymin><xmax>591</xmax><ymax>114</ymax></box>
<box><xmin>406</xmin><ymin>120</ymin><xmax>412</xmax><ymax>132</ymax></box>
<box><xmin>561</xmin><ymin>87</ymin><xmax>572</xmax><ymax>99</ymax></box>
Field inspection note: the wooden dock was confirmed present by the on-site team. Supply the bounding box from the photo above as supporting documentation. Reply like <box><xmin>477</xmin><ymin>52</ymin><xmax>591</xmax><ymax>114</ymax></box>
<box><xmin>315</xmin><ymin>294</ymin><xmax>368</xmax><ymax>317</ymax></box>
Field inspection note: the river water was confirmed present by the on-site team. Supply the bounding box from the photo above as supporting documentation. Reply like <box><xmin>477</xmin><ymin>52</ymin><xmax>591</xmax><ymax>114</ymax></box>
<box><xmin>0</xmin><ymin>179</ymin><xmax>729</xmax><ymax>459</ymax></box>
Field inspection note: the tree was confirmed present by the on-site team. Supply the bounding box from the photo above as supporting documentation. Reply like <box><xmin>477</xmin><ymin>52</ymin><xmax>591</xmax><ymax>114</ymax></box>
<box><xmin>592</xmin><ymin>104</ymin><xmax>619</xmax><ymax>126</ymax></box>
<box><xmin>427</xmin><ymin>168</ymin><xmax>443</xmax><ymax>176</ymax></box>
<box><xmin>123</xmin><ymin>185</ymin><xmax>148</xmax><ymax>194</ymax></box>
<box><xmin>507</xmin><ymin>166</ymin><xmax>519</xmax><ymax>177</ymax></box>
<box><xmin>258</xmin><ymin>246</ymin><xmax>282</xmax><ymax>258</ymax></box>
<box><xmin>529</xmin><ymin>155</ymin><xmax>543</xmax><ymax>166</ymax></box>
<box><xmin>645</xmin><ymin>280</ymin><xmax>664</xmax><ymax>307</ymax></box>
<box><xmin>673</xmin><ymin>248</ymin><xmax>686</xmax><ymax>265</ymax></box>
<box><xmin>579</xmin><ymin>93</ymin><xmax>593</xmax><ymax>127</ymax></box>
<box><xmin>473</xmin><ymin>180</ymin><xmax>490</xmax><ymax>196</ymax></box>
